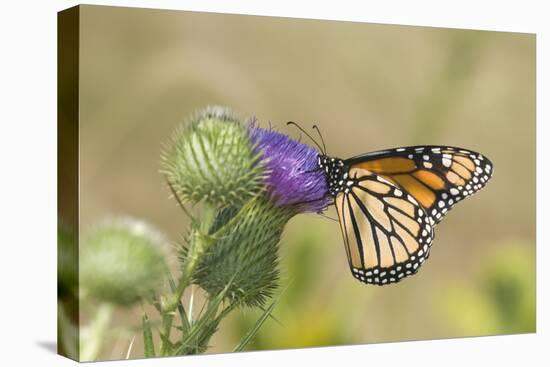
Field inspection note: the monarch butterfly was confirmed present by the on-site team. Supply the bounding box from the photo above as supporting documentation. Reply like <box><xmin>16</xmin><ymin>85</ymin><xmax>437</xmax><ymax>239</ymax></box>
<box><xmin>288</xmin><ymin>122</ymin><xmax>493</xmax><ymax>286</ymax></box>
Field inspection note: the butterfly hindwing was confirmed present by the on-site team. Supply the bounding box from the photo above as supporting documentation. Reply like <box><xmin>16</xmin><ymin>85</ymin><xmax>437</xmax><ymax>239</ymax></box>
<box><xmin>344</xmin><ymin>146</ymin><xmax>493</xmax><ymax>225</ymax></box>
<box><xmin>334</xmin><ymin>168</ymin><xmax>435</xmax><ymax>285</ymax></box>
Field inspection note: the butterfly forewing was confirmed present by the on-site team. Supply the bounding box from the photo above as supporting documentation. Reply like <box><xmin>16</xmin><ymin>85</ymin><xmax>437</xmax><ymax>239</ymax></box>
<box><xmin>345</xmin><ymin>146</ymin><xmax>493</xmax><ymax>225</ymax></box>
<box><xmin>334</xmin><ymin>168</ymin><xmax>435</xmax><ymax>285</ymax></box>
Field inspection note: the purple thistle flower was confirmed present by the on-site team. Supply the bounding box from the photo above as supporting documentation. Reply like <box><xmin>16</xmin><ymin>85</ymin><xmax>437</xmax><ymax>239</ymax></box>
<box><xmin>248</xmin><ymin>120</ymin><xmax>330</xmax><ymax>213</ymax></box>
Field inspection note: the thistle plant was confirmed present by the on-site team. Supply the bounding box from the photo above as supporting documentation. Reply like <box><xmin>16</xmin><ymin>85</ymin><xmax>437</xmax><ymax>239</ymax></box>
<box><xmin>153</xmin><ymin>106</ymin><xmax>330</xmax><ymax>356</ymax></box>
<box><xmin>65</xmin><ymin>106</ymin><xmax>331</xmax><ymax>360</ymax></box>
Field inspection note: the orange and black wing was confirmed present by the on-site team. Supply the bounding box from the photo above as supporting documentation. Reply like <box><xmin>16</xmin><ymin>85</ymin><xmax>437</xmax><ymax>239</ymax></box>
<box><xmin>344</xmin><ymin>146</ymin><xmax>493</xmax><ymax>225</ymax></box>
<box><xmin>334</xmin><ymin>168</ymin><xmax>435</xmax><ymax>285</ymax></box>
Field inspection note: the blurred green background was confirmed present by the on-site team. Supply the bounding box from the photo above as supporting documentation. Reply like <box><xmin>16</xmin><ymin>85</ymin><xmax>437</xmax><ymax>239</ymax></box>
<box><xmin>76</xmin><ymin>5</ymin><xmax>535</xmax><ymax>358</ymax></box>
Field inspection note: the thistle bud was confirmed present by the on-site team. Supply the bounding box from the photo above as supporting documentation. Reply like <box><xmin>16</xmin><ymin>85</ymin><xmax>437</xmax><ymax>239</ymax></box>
<box><xmin>161</xmin><ymin>106</ymin><xmax>265</xmax><ymax>208</ymax></box>
<box><xmin>80</xmin><ymin>219</ymin><xmax>166</xmax><ymax>306</ymax></box>
<box><xmin>191</xmin><ymin>197</ymin><xmax>294</xmax><ymax>307</ymax></box>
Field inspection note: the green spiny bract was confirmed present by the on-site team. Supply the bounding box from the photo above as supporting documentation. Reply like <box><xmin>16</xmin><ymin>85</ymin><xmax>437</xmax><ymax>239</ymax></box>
<box><xmin>161</xmin><ymin>106</ymin><xmax>266</xmax><ymax>208</ymax></box>
<box><xmin>182</xmin><ymin>196</ymin><xmax>294</xmax><ymax>307</ymax></box>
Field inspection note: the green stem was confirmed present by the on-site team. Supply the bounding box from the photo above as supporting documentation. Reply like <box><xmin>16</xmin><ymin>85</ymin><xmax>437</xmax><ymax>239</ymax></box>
<box><xmin>159</xmin><ymin>219</ymin><xmax>213</xmax><ymax>355</ymax></box>
<box><xmin>80</xmin><ymin>303</ymin><xmax>114</xmax><ymax>361</ymax></box>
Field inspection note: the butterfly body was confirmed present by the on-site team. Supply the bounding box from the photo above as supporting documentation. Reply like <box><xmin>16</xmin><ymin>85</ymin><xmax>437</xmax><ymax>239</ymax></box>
<box><xmin>318</xmin><ymin>145</ymin><xmax>493</xmax><ymax>286</ymax></box>
<box><xmin>317</xmin><ymin>155</ymin><xmax>349</xmax><ymax>195</ymax></box>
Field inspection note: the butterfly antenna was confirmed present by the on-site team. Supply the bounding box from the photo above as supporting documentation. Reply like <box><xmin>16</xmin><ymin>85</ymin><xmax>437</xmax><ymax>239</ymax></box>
<box><xmin>302</xmin><ymin>167</ymin><xmax>321</xmax><ymax>174</ymax></box>
<box><xmin>312</xmin><ymin>124</ymin><xmax>327</xmax><ymax>154</ymax></box>
<box><xmin>287</xmin><ymin>121</ymin><xmax>325</xmax><ymax>153</ymax></box>
<box><xmin>316</xmin><ymin>212</ymin><xmax>338</xmax><ymax>222</ymax></box>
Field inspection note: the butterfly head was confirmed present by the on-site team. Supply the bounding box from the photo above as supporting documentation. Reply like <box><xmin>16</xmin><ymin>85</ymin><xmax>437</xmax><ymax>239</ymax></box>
<box><xmin>317</xmin><ymin>154</ymin><xmax>348</xmax><ymax>196</ymax></box>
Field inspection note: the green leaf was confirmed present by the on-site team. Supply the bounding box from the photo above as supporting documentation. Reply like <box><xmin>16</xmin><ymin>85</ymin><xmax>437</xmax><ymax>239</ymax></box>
<box><xmin>175</xmin><ymin>280</ymin><xmax>234</xmax><ymax>355</ymax></box>
<box><xmin>167</xmin><ymin>272</ymin><xmax>190</xmax><ymax>333</ymax></box>
<box><xmin>233</xmin><ymin>298</ymin><xmax>278</xmax><ymax>352</ymax></box>
<box><xmin>142</xmin><ymin>313</ymin><xmax>155</xmax><ymax>358</ymax></box>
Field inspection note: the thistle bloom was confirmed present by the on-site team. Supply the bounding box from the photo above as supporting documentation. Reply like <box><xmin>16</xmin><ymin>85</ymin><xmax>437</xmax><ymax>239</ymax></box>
<box><xmin>248</xmin><ymin>120</ymin><xmax>330</xmax><ymax>213</ymax></box>
<box><xmin>164</xmin><ymin>107</ymin><xmax>332</xmax><ymax>307</ymax></box>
